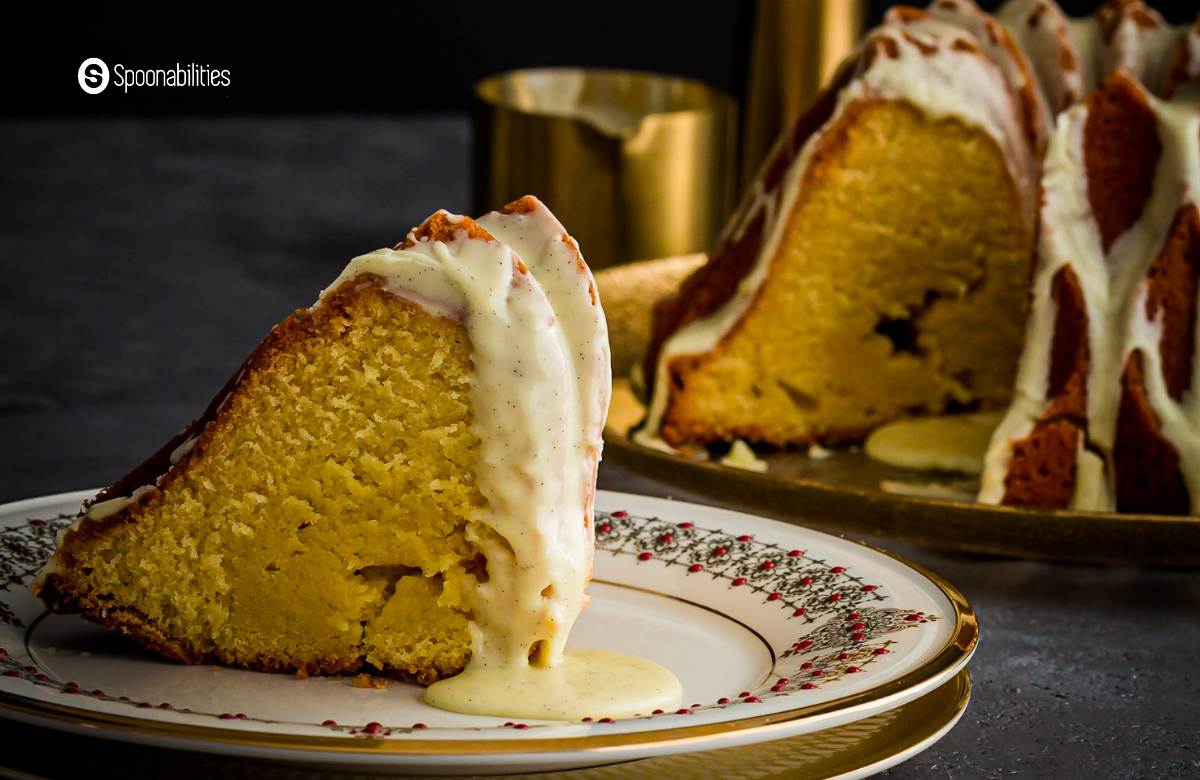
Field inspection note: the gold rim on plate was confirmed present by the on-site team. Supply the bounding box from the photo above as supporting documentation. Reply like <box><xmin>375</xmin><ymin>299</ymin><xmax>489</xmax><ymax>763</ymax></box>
<box><xmin>0</xmin><ymin>491</ymin><xmax>977</xmax><ymax>758</ymax></box>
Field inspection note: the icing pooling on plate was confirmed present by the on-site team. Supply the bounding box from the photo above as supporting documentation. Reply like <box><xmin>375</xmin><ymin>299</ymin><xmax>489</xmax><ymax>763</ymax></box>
<box><xmin>329</xmin><ymin>200</ymin><xmax>679</xmax><ymax>719</ymax></box>
<box><xmin>865</xmin><ymin>412</ymin><xmax>1003</xmax><ymax>475</ymax></box>
<box><xmin>423</xmin><ymin>648</ymin><xmax>682</xmax><ymax>721</ymax></box>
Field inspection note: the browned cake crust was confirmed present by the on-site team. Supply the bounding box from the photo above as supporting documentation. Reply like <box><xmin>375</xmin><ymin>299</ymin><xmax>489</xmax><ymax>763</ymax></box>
<box><xmin>1115</xmin><ymin>353</ymin><xmax>1191</xmax><ymax>514</ymax></box>
<box><xmin>1082</xmin><ymin>72</ymin><xmax>1161</xmax><ymax>252</ymax></box>
<box><xmin>655</xmin><ymin>99</ymin><xmax>904</xmax><ymax>449</ymax></box>
<box><xmin>1113</xmin><ymin>204</ymin><xmax>1199</xmax><ymax>513</ymax></box>
<box><xmin>36</xmin><ymin>209</ymin><xmax>509</xmax><ymax>681</ymax></box>
<box><xmin>639</xmin><ymin>33</ymin><xmax>892</xmax><ymax>448</ymax></box>
<box><xmin>1001</xmin><ymin>73</ymin><xmax>1196</xmax><ymax>515</ymax></box>
<box><xmin>500</xmin><ymin>195</ymin><xmax>597</xmax><ymax>305</ymax></box>
<box><xmin>36</xmin><ymin>276</ymin><xmax>406</xmax><ymax>676</ymax></box>
<box><xmin>639</xmin><ymin>41</ymin><xmax>865</xmax><ymax>416</ymax></box>
<box><xmin>1145</xmin><ymin>204</ymin><xmax>1200</xmax><ymax>402</ymax></box>
<box><xmin>1002</xmin><ymin>266</ymin><xmax>1089</xmax><ymax>508</ymax></box>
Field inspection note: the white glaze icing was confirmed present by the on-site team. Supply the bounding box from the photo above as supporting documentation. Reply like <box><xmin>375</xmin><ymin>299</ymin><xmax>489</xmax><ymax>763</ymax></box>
<box><xmin>83</xmin><ymin>485</ymin><xmax>157</xmax><ymax>522</ymax></box>
<box><xmin>979</xmin><ymin>85</ymin><xmax>1200</xmax><ymax>512</ymax></box>
<box><xmin>33</xmin><ymin>484</ymin><xmax>160</xmax><ymax>585</ymax></box>
<box><xmin>808</xmin><ymin>443</ymin><xmax>835</xmax><ymax>461</ymax></box>
<box><xmin>636</xmin><ymin>15</ymin><xmax>1036</xmax><ymax>450</ymax></box>
<box><xmin>865</xmin><ymin>411</ymin><xmax>1003</xmax><ymax>475</ymax></box>
<box><xmin>168</xmin><ymin>434</ymin><xmax>199</xmax><ymax>465</ymax></box>
<box><xmin>719</xmin><ymin>439</ymin><xmax>768</xmax><ymax>473</ymax></box>
<box><xmin>326</xmin><ymin>202</ymin><xmax>677</xmax><ymax>717</ymax></box>
<box><xmin>37</xmin><ymin>199</ymin><xmax>675</xmax><ymax>716</ymax></box>
<box><xmin>424</xmin><ymin>647</ymin><xmax>681</xmax><ymax>720</ymax></box>
<box><xmin>1096</xmin><ymin>2</ymin><xmax>1175</xmax><ymax>91</ymax></box>
<box><xmin>997</xmin><ymin>0</ymin><xmax>1195</xmax><ymax>112</ymax></box>
<box><xmin>996</xmin><ymin>0</ymin><xmax>1087</xmax><ymax>111</ymax></box>
<box><xmin>325</xmin><ymin>203</ymin><xmax>607</xmax><ymax>674</ymax></box>
<box><xmin>924</xmin><ymin>0</ymin><xmax>1051</xmax><ymax>150</ymax></box>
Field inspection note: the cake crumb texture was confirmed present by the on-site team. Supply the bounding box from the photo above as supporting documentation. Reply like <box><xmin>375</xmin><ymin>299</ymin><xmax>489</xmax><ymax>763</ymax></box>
<box><xmin>42</xmin><ymin>280</ymin><xmax>481</xmax><ymax>683</ymax></box>
<box><xmin>661</xmin><ymin>100</ymin><xmax>1031</xmax><ymax>447</ymax></box>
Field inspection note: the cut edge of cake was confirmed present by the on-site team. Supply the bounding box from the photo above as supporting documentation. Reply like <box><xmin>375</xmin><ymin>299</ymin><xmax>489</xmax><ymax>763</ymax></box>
<box><xmin>34</xmin><ymin>195</ymin><xmax>611</xmax><ymax>680</ymax></box>
<box><xmin>635</xmin><ymin>6</ymin><xmax>1040</xmax><ymax>451</ymax></box>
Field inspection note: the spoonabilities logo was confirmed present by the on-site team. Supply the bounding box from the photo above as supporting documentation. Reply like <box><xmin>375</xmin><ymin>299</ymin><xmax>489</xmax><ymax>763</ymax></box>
<box><xmin>77</xmin><ymin>58</ymin><xmax>110</xmax><ymax>94</ymax></box>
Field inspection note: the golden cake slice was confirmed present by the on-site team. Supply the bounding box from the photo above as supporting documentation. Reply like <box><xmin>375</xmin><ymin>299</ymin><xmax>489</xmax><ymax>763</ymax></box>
<box><xmin>637</xmin><ymin>7</ymin><xmax>1040</xmax><ymax>450</ymax></box>
<box><xmin>34</xmin><ymin>196</ymin><xmax>610</xmax><ymax>683</ymax></box>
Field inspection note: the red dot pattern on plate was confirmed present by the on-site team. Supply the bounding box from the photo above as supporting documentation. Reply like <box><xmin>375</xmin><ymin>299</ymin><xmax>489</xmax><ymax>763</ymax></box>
<box><xmin>0</xmin><ymin>510</ymin><xmax>941</xmax><ymax>726</ymax></box>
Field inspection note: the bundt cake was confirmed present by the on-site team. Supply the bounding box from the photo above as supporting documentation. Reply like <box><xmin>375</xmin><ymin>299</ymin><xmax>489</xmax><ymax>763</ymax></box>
<box><xmin>998</xmin><ymin>0</ymin><xmax>1199</xmax><ymax>102</ymax></box>
<box><xmin>636</xmin><ymin>6</ymin><xmax>1041</xmax><ymax>450</ymax></box>
<box><xmin>635</xmin><ymin>0</ymin><xmax>1199</xmax><ymax>482</ymax></box>
<box><xmin>33</xmin><ymin>195</ymin><xmax>611</xmax><ymax>683</ymax></box>
<box><xmin>979</xmin><ymin>72</ymin><xmax>1199</xmax><ymax>514</ymax></box>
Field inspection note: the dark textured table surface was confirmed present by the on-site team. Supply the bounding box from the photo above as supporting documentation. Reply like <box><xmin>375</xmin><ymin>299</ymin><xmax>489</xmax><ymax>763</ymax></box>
<box><xmin>1</xmin><ymin>117</ymin><xmax>1197</xmax><ymax>779</ymax></box>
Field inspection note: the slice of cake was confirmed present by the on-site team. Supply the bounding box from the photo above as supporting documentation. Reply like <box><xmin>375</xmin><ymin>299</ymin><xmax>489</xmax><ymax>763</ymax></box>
<box><xmin>636</xmin><ymin>8</ymin><xmax>1040</xmax><ymax>450</ymax></box>
<box><xmin>979</xmin><ymin>73</ymin><xmax>1199</xmax><ymax>514</ymax></box>
<box><xmin>33</xmin><ymin>196</ymin><xmax>610</xmax><ymax>682</ymax></box>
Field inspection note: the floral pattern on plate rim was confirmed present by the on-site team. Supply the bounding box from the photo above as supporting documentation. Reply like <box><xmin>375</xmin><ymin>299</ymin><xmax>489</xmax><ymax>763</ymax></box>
<box><xmin>0</xmin><ymin>509</ymin><xmax>938</xmax><ymax>736</ymax></box>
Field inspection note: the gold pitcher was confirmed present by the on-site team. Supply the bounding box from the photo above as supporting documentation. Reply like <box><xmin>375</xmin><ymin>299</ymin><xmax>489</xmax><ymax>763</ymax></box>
<box><xmin>473</xmin><ymin>68</ymin><xmax>737</xmax><ymax>269</ymax></box>
<box><xmin>741</xmin><ymin>0</ymin><xmax>865</xmax><ymax>184</ymax></box>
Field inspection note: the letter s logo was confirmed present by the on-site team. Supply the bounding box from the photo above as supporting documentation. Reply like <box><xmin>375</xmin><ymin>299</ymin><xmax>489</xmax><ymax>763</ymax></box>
<box><xmin>77</xmin><ymin>58</ymin><xmax>110</xmax><ymax>94</ymax></box>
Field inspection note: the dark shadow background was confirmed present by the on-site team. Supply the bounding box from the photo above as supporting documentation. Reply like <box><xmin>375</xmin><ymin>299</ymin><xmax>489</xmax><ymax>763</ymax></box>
<box><xmin>6</xmin><ymin>1</ymin><xmax>1194</xmax><ymax>117</ymax></box>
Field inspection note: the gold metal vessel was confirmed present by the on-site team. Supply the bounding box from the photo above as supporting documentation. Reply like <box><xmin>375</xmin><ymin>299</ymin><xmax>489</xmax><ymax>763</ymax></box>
<box><xmin>473</xmin><ymin>68</ymin><xmax>737</xmax><ymax>268</ymax></box>
<box><xmin>741</xmin><ymin>0</ymin><xmax>864</xmax><ymax>182</ymax></box>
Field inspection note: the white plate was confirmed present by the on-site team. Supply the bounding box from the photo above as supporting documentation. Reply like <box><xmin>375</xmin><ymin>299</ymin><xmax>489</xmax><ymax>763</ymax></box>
<box><xmin>0</xmin><ymin>490</ymin><xmax>977</xmax><ymax>774</ymax></box>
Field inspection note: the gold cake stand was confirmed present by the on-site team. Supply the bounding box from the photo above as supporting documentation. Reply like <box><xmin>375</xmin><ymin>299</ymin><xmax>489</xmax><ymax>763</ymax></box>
<box><xmin>597</xmin><ymin>258</ymin><xmax>1200</xmax><ymax>567</ymax></box>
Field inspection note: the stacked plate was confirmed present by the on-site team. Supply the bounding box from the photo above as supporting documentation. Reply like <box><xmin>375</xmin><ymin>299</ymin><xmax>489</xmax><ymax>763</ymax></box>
<box><xmin>0</xmin><ymin>490</ymin><xmax>976</xmax><ymax>777</ymax></box>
